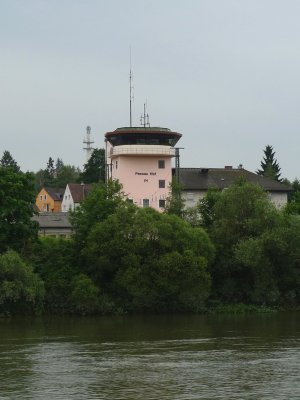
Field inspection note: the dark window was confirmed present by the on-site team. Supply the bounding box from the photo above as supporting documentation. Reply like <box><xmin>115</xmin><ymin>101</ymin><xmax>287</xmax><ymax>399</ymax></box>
<box><xmin>127</xmin><ymin>198</ymin><xmax>133</xmax><ymax>203</ymax></box>
<box><xmin>159</xmin><ymin>199</ymin><xmax>166</xmax><ymax>208</ymax></box>
<box><xmin>158</xmin><ymin>160</ymin><xmax>165</xmax><ymax>169</ymax></box>
<box><xmin>143</xmin><ymin>199</ymin><xmax>149</xmax><ymax>208</ymax></box>
<box><xmin>159</xmin><ymin>180</ymin><xmax>165</xmax><ymax>188</ymax></box>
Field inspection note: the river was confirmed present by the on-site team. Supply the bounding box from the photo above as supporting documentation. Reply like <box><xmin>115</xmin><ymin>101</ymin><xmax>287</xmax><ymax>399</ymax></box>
<box><xmin>0</xmin><ymin>313</ymin><xmax>299</xmax><ymax>399</ymax></box>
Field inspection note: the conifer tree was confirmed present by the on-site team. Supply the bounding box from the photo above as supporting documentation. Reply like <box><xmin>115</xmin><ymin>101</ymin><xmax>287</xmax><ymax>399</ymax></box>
<box><xmin>44</xmin><ymin>157</ymin><xmax>55</xmax><ymax>185</ymax></box>
<box><xmin>0</xmin><ymin>150</ymin><xmax>20</xmax><ymax>172</ymax></box>
<box><xmin>80</xmin><ymin>148</ymin><xmax>105</xmax><ymax>183</ymax></box>
<box><xmin>257</xmin><ymin>145</ymin><xmax>282</xmax><ymax>181</ymax></box>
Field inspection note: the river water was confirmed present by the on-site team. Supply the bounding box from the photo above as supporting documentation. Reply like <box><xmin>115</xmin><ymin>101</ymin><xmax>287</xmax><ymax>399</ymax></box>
<box><xmin>0</xmin><ymin>313</ymin><xmax>299</xmax><ymax>399</ymax></box>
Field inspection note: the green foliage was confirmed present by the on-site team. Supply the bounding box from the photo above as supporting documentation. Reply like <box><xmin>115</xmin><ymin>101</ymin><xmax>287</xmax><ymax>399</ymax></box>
<box><xmin>283</xmin><ymin>179</ymin><xmax>300</xmax><ymax>214</ymax></box>
<box><xmin>44</xmin><ymin>157</ymin><xmax>55</xmax><ymax>186</ymax></box>
<box><xmin>0</xmin><ymin>251</ymin><xmax>44</xmax><ymax>314</ymax></box>
<box><xmin>206</xmin><ymin>179</ymin><xmax>282</xmax><ymax>305</ymax></box>
<box><xmin>212</xmin><ymin>179</ymin><xmax>278</xmax><ymax>247</ymax></box>
<box><xmin>30</xmin><ymin>237</ymin><xmax>79</xmax><ymax>313</ymax></box>
<box><xmin>197</xmin><ymin>187</ymin><xmax>222</xmax><ymax>230</ymax></box>
<box><xmin>257</xmin><ymin>145</ymin><xmax>282</xmax><ymax>181</ymax></box>
<box><xmin>70</xmin><ymin>180</ymin><xmax>125</xmax><ymax>248</ymax></box>
<box><xmin>80</xmin><ymin>148</ymin><xmax>105</xmax><ymax>184</ymax></box>
<box><xmin>0</xmin><ymin>166</ymin><xmax>38</xmax><ymax>254</ymax></box>
<box><xmin>0</xmin><ymin>150</ymin><xmax>20</xmax><ymax>172</ymax></box>
<box><xmin>54</xmin><ymin>165</ymin><xmax>81</xmax><ymax>187</ymax></box>
<box><xmin>34</xmin><ymin>157</ymin><xmax>81</xmax><ymax>191</ymax></box>
<box><xmin>208</xmin><ymin>302</ymin><xmax>276</xmax><ymax>314</ymax></box>
<box><xmin>165</xmin><ymin>180</ymin><xmax>185</xmax><ymax>217</ymax></box>
<box><xmin>70</xmin><ymin>274</ymin><xmax>100</xmax><ymax>315</ymax></box>
<box><xmin>84</xmin><ymin>206</ymin><xmax>214</xmax><ymax>313</ymax></box>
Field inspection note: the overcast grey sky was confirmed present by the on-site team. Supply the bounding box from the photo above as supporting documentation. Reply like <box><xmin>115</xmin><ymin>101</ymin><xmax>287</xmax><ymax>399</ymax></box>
<box><xmin>1</xmin><ymin>0</ymin><xmax>300</xmax><ymax>179</ymax></box>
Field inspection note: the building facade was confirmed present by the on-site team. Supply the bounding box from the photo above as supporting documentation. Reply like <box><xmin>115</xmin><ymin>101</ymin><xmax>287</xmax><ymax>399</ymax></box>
<box><xmin>105</xmin><ymin>127</ymin><xmax>182</xmax><ymax>211</ymax></box>
<box><xmin>35</xmin><ymin>187</ymin><xmax>64</xmax><ymax>212</ymax></box>
<box><xmin>32</xmin><ymin>212</ymin><xmax>72</xmax><ymax>238</ymax></box>
<box><xmin>178</xmin><ymin>167</ymin><xmax>292</xmax><ymax>209</ymax></box>
<box><xmin>61</xmin><ymin>183</ymin><xmax>92</xmax><ymax>212</ymax></box>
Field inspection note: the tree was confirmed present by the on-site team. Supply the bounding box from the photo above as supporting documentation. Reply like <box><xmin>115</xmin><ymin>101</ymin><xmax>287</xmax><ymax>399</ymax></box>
<box><xmin>30</xmin><ymin>237</ymin><xmax>79</xmax><ymax>313</ymax></box>
<box><xmin>55</xmin><ymin>165</ymin><xmax>81</xmax><ymax>187</ymax></box>
<box><xmin>0</xmin><ymin>166</ymin><xmax>38</xmax><ymax>255</ymax></box>
<box><xmin>207</xmin><ymin>179</ymin><xmax>281</xmax><ymax>304</ymax></box>
<box><xmin>257</xmin><ymin>145</ymin><xmax>282</xmax><ymax>181</ymax></box>
<box><xmin>283</xmin><ymin>178</ymin><xmax>300</xmax><ymax>214</ymax></box>
<box><xmin>197</xmin><ymin>187</ymin><xmax>222</xmax><ymax>231</ymax></box>
<box><xmin>70</xmin><ymin>180</ymin><xmax>125</xmax><ymax>249</ymax></box>
<box><xmin>0</xmin><ymin>250</ymin><xmax>44</xmax><ymax>314</ymax></box>
<box><xmin>33</xmin><ymin>158</ymin><xmax>81</xmax><ymax>191</ymax></box>
<box><xmin>55</xmin><ymin>158</ymin><xmax>64</xmax><ymax>173</ymax></box>
<box><xmin>43</xmin><ymin>157</ymin><xmax>55</xmax><ymax>186</ymax></box>
<box><xmin>70</xmin><ymin>274</ymin><xmax>100</xmax><ymax>315</ymax></box>
<box><xmin>80</xmin><ymin>148</ymin><xmax>105</xmax><ymax>183</ymax></box>
<box><xmin>84</xmin><ymin>206</ymin><xmax>214</xmax><ymax>312</ymax></box>
<box><xmin>0</xmin><ymin>150</ymin><xmax>20</xmax><ymax>172</ymax></box>
<box><xmin>165</xmin><ymin>180</ymin><xmax>185</xmax><ymax>217</ymax></box>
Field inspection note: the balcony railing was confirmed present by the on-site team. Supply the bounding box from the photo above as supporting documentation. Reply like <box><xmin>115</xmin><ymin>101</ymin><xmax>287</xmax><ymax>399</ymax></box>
<box><xmin>110</xmin><ymin>145</ymin><xmax>175</xmax><ymax>157</ymax></box>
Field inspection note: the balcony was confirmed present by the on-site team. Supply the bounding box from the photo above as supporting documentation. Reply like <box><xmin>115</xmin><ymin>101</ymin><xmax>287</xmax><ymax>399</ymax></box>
<box><xmin>110</xmin><ymin>145</ymin><xmax>175</xmax><ymax>158</ymax></box>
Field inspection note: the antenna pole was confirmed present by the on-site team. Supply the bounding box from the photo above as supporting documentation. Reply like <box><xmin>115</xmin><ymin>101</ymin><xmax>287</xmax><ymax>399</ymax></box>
<box><xmin>140</xmin><ymin>101</ymin><xmax>150</xmax><ymax>127</ymax></box>
<box><xmin>129</xmin><ymin>47</ymin><xmax>133</xmax><ymax>127</ymax></box>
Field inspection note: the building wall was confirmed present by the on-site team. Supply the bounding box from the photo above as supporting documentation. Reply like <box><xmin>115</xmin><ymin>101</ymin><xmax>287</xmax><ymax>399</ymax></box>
<box><xmin>182</xmin><ymin>189</ymin><xmax>288</xmax><ymax>209</ymax></box>
<box><xmin>111</xmin><ymin>155</ymin><xmax>172</xmax><ymax>210</ymax></box>
<box><xmin>36</xmin><ymin>188</ymin><xmax>61</xmax><ymax>212</ymax></box>
<box><xmin>61</xmin><ymin>185</ymin><xmax>75</xmax><ymax>212</ymax></box>
<box><xmin>182</xmin><ymin>190</ymin><xmax>207</xmax><ymax>208</ymax></box>
<box><xmin>268</xmin><ymin>191</ymin><xmax>288</xmax><ymax>208</ymax></box>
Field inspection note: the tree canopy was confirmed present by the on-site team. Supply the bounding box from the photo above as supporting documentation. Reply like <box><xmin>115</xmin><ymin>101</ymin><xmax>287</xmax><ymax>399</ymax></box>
<box><xmin>80</xmin><ymin>148</ymin><xmax>105</xmax><ymax>184</ymax></box>
<box><xmin>0</xmin><ymin>165</ymin><xmax>38</xmax><ymax>255</ymax></box>
<box><xmin>257</xmin><ymin>145</ymin><xmax>282</xmax><ymax>181</ymax></box>
<box><xmin>0</xmin><ymin>150</ymin><xmax>20</xmax><ymax>172</ymax></box>
<box><xmin>84</xmin><ymin>206</ymin><xmax>214</xmax><ymax>312</ymax></box>
<box><xmin>0</xmin><ymin>250</ymin><xmax>44</xmax><ymax>314</ymax></box>
<box><xmin>198</xmin><ymin>179</ymin><xmax>287</xmax><ymax>305</ymax></box>
<box><xmin>34</xmin><ymin>157</ymin><xmax>81</xmax><ymax>191</ymax></box>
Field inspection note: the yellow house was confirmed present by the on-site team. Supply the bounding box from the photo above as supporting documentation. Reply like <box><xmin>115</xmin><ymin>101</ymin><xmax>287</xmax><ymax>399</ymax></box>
<box><xmin>36</xmin><ymin>187</ymin><xmax>64</xmax><ymax>212</ymax></box>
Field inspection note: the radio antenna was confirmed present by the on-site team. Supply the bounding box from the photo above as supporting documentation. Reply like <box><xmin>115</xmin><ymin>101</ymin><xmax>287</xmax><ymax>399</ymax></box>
<box><xmin>140</xmin><ymin>101</ymin><xmax>150</xmax><ymax>127</ymax></box>
<box><xmin>129</xmin><ymin>46</ymin><xmax>134</xmax><ymax>127</ymax></box>
<box><xmin>83</xmin><ymin>126</ymin><xmax>94</xmax><ymax>162</ymax></box>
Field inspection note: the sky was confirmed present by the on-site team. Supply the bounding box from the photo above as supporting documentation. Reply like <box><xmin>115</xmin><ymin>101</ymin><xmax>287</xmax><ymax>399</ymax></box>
<box><xmin>1</xmin><ymin>0</ymin><xmax>300</xmax><ymax>180</ymax></box>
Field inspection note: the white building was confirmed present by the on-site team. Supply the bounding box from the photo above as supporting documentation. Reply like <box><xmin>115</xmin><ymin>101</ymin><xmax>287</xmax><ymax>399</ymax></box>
<box><xmin>178</xmin><ymin>167</ymin><xmax>291</xmax><ymax>209</ymax></box>
<box><xmin>61</xmin><ymin>183</ymin><xmax>92</xmax><ymax>212</ymax></box>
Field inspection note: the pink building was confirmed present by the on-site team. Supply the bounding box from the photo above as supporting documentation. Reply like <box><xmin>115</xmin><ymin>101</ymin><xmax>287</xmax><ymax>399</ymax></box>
<box><xmin>105</xmin><ymin>127</ymin><xmax>182</xmax><ymax>211</ymax></box>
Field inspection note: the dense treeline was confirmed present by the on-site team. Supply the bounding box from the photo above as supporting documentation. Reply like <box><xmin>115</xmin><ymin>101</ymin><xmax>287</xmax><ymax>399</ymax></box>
<box><xmin>33</xmin><ymin>149</ymin><xmax>105</xmax><ymax>191</ymax></box>
<box><xmin>1</xmin><ymin>150</ymin><xmax>300</xmax><ymax>315</ymax></box>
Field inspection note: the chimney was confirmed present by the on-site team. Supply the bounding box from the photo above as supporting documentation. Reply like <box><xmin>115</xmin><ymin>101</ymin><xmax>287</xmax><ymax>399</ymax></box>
<box><xmin>224</xmin><ymin>166</ymin><xmax>233</xmax><ymax>170</ymax></box>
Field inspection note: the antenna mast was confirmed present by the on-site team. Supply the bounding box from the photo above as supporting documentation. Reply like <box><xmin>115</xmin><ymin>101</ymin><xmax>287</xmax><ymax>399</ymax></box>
<box><xmin>140</xmin><ymin>101</ymin><xmax>150</xmax><ymax>127</ymax></box>
<box><xmin>83</xmin><ymin>126</ymin><xmax>94</xmax><ymax>162</ymax></box>
<box><xmin>129</xmin><ymin>47</ymin><xmax>134</xmax><ymax>127</ymax></box>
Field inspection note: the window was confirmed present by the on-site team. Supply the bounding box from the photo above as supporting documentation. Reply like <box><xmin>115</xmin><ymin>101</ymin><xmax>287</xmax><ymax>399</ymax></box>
<box><xmin>143</xmin><ymin>199</ymin><xmax>150</xmax><ymax>208</ymax></box>
<box><xmin>40</xmin><ymin>195</ymin><xmax>43</xmax><ymax>200</ymax></box>
<box><xmin>158</xmin><ymin>160</ymin><xmax>165</xmax><ymax>169</ymax></box>
<box><xmin>159</xmin><ymin>180</ymin><xmax>165</xmax><ymax>188</ymax></box>
<box><xmin>44</xmin><ymin>195</ymin><xmax>47</xmax><ymax>200</ymax></box>
<box><xmin>127</xmin><ymin>198</ymin><xmax>133</xmax><ymax>204</ymax></box>
<box><xmin>159</xmin><ymin>199</ymin><xmax>166</xmax><ymax>208</ymax></box>
<box><xmin>116</xmin><ymin>160</ymin><xmax>118</xmax><ymax>169</ymax></box>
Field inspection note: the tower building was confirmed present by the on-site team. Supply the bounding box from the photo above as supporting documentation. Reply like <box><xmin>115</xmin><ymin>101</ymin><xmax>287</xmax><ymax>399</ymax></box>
<box><xmin>105</xmin><ymin>126</ymin><xmax>182</xmax><ymax>210</ymax></box>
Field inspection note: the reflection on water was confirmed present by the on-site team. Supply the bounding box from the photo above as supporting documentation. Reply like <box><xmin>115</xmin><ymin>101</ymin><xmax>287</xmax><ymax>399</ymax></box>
<box><xmin>0</xmin><ymin>313</ymin><xmax>299</xmax><ymax>399</ymax></box>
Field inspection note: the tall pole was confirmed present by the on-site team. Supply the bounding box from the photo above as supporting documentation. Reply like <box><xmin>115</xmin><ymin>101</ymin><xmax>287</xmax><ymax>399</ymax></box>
<box><xmin>129</xmin><ymin>47</ymin><xmax>133</xmax><ymax>127</ymax></box>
